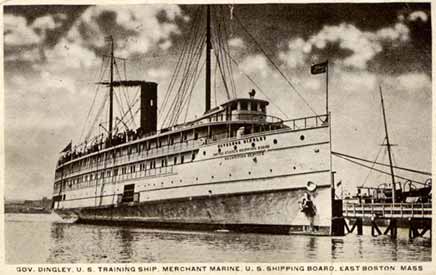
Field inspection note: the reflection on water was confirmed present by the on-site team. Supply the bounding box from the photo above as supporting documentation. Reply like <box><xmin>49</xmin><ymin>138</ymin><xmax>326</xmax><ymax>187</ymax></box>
<box><xmin>5</xmin><ymin>214</ymin><xmax>431</xmax><ymax>264</ymax></box>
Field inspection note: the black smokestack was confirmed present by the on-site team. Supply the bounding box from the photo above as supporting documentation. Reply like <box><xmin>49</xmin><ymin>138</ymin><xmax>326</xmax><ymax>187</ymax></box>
<box><xmin>140</xmin><ymin>82</ymin><xmax>158</xmax><ymax>134</ymax></box>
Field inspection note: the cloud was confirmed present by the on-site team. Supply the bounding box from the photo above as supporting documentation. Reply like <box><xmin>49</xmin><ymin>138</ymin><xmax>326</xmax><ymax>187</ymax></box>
<box><xmin>278</xmin><ymin>38</ymin><xmax>309</xmax><ymax>69</ymax></box>
<box><xmin>238</xmin><ymin>54</ymin><xmax>270</xmax><ymax>78</ymax></box>
<box><xmin>408</xmin><ymin>11</ymin><xmax>428</xmax><ymax>22</ymax></box>
<box><xmin>228</xmin><ymin>37</ymin><xmax>245</xmax><ymax>49</ymax></box>
<box><xmin>146</xmin><ymin>67</ymin><xmax>170</xmax><ymax>79</ymax></box>
<box><xmin>5</xmin><ymin>5</ymin><xmax>186</xmax><ymax>73</ymax></box>
<box><xmin>4</xmin><ymin>14</ymin><xmax>41</xmax><ymax>46</ymax></box>
<box><xmin>279</xmin><ymin>20</ymin><xmax>410</xmax><ymax>70</ymax></box>
<box><xmin>72</xmin><ymin>5</ymin><xmax>185</xmax><ymax>58</ymax></box>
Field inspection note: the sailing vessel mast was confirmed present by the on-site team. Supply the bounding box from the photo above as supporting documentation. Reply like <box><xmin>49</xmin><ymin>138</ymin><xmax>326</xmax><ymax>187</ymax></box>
<box><xmin>107</xmin><ymin>35</ymin><xmax>115</xmax><ymax>145</ymax></box>
<box><xmin>205</xmin><ymin>5</ymin><xmax>212</xmax><ymax>113</ymax></box>
<box><xmin>379</xmin><ymin>85</ymin><xmax>396</xmax><ymax>203</ymax></box>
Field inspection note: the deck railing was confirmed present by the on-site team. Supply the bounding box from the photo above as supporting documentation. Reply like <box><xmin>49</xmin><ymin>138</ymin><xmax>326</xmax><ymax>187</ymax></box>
<box><xmin>283</xmin><ymin>114</ymin><xmax>329</xmax><ymax>131</ymax></box>
<box><xmin>343</xmin><ymin>202</ymin><xmax>432</xmax><ymax>219</ymax></box>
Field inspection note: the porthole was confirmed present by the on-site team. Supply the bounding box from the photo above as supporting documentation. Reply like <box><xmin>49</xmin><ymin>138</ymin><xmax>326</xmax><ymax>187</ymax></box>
<box><xmin>273</xmin><ymin>139</ymin><xmax>277</xmax><ymax>144</ymax></box>
<box><xmin>195</xmin><ymin>177</ymin><xmax>198</xmax><ymax>181</ymax></box>
<box><xmin>211</xmin><ymin>175</ymin><xmax>214</xmax><ymax>179</ymax></box>
<box><xmin>234</xmin><ymin>145</ymin><xmax>237</xmax><ymax>150</ymax></box>
<box><xmin>306</xmin><ymin>181</ymin><xmax>317</xmax><ymax>192</ymax></box>
<box><xmin>300</xmin><ymin>135</ymin><xmax>305</xmax><ymax>141</ymax></box>
<box><xmin>251</xmin><ymin>142</ymin><xmax>255</xmax><ymax>148</ymax></box>
<box><xmin>218</xmin><ymin>148</ymin><xmax>222</xmax><ymax>153</ymax></box>
<box><xmin>270</xmin><ymin>169</ymin><xmax>273</xmax><ymax>173</ymax></box>
<box><xmin>203</xmin><ymin>151</ymin><xmax>206</xmax><ymax>156</ymax></box>
<box><xmin>229</xmin><ymin>173</ymin><xmax>232</xmax><ymax>177</ymax></box>
<box><xmin>293</xmin><ymin>166</ymin><xmax>296</xmax><ymax>170</ymax></box>
<box><xmin>248</xmin><ymin>171</ymin><xmax>251</xmax><ymax>175</ymax></box>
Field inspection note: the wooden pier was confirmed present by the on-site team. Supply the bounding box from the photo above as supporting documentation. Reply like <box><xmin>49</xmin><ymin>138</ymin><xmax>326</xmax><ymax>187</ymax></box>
<box><xmin>339</xmin><ymin>202</ymin><xmax>432</xmax><ymax>239</ymax></box>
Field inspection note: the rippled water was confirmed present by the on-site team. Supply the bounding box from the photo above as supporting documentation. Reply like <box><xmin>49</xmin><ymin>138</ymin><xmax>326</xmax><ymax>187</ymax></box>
<box><xmin>5</xmin><ymin>213</ymin><xmax>431</xmax><ymax>264</ymax></box>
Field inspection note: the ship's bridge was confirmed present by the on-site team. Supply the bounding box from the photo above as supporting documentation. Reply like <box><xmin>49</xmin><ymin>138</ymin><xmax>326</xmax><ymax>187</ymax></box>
<box><xmin>186</xmin><ymin>96</ymin><xmax>273</xmax><ymax>126</ymax></box>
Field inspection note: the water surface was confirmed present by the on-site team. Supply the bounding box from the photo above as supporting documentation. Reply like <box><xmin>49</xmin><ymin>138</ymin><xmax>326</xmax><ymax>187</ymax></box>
<box><xmin>5</xmin><ymin>213</ymin><xmax>431</xmax><ymax>263</ymax></box>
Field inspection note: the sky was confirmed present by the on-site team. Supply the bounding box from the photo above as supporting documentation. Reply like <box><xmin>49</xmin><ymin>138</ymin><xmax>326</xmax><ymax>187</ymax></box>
<box><xmin>3</xmin><ymin>3</ymin><xmax>432</xmax><ymax>200</ymax></box>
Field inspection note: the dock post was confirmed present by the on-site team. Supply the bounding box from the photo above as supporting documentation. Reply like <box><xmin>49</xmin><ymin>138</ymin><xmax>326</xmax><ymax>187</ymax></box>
<box><xmin>408</xmin><ymin>218</ymin><xmax>416</xmax><ymax>240</ymax></box>
<box><xmin>357</xmin><ymin>218</ymin><xmax>363</xmax><ymax>235</ymax></box>
<box><xmin>371</xmin><ymin>216</ymin><xmax>382</xmax><ymax>237</ymax></box>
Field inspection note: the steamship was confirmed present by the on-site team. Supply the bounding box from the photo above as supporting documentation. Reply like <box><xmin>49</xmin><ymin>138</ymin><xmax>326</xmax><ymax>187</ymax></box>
<box><xmin>52</xmin><ymin>6</ymin><xmax>337</xmax><ymax>235</ymax></box>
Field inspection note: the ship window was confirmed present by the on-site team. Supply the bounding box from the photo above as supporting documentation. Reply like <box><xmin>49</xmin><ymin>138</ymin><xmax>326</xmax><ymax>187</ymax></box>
<box><xmin>240</xmin><ymin>101</ymin><xmax>248</xmax><ymax>110</ymax></box>
<box><xmin>273</xmin><ymin>139</ymin><xmax>277</xmax><ymax>144</ymax></box>
<box><xmin>300</xmin><ymin>135</ymin><xmax>305</xmax><ymax>141</ymax></box>
<box><xmin>194</xmin><ymin>133</ymin><xmax>198</xmax><ymax>140</ymax></box>
<box><xmin>174</xmin><ymin>156</ymin><xmax>177</xmax><ymax>165</ymax></box>
<box><xmin>231</xmin><ymin>102</ymin><xmax>237</xmax><ymax>111</ymax></box>
<box><xmin>101</xmin><ymin>171</ymin><xmax>104</xmax><ymax>178</ymax></box>
<box><xmin>192</xmin><ymin>152</ymin><xmax>196</xmax><ymax>161</ymax></box>
<box><xmin>114</xmin><ymin>169</ymin><xmax>118</xmax><ymax>176</ymax></box>
<box><xmin>260</xmin><ymin>104</ymin><xmax>266</xmax><ymax>112</ymax></box>
<box><xmin>181</xmin><ymin>155</ymin><xmax>184</xmax><ymax>164</ymax></box>
<box><xmin>203</xmin><ymin>151</ymin><xmax>206</xmax><ymax>156</ymax></box>
<box><xmin>252</xmin><ymin>102</ymin><xmax>258</xmax><ymax>111</ymax></box>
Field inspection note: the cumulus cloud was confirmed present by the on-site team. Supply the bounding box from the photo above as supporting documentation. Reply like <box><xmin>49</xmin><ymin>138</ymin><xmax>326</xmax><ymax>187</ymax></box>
<box><xmin>279</xmin><ymin>20</ymin><xmax>410</xmax><ymax>70</ymax></box>
<box><xmin>4</xmin><ymin>14</ymin><xmax>41</xmax><ymax>46</ymax></box>
<box><xmin>5</xmin><ymin>5</ymin><xmax>186</xmax><ymax>73</ymax></box>
<box><xmin>408</xmin><ymin>11</ymin><xmax>428</xmax><ymax>22</ymax></box>
<box><xmin>228</xmin><ymin>37</ymin><xmax>245</xmax><ymax>49</ymax></box>
<box><xmin>71</xmin><ymin>5</ymin><xmax>185</xmax><ymax>58</ymax></box>
<box><xmin>238</xmin><ymin>54</ymin><xmax>270</xmax><ymax>78</ymax></box>
<box><xmin>278</xmin><ymin>38</ymin><xmax>309</xmax><ymax>69</ymax></box>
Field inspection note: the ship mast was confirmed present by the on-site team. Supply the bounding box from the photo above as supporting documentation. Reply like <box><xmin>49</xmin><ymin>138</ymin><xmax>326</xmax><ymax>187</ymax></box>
<box><xmin>205</xmin><ymin>5</ymin><xmax>212</xmax><ymax>113</ymax></box>
<box><xmin>107</xmin><ymin>36</ymin><xmax>114</xmax><ymax>145</ymax></box>
<box><xmin>379</xmin><ymin>85</ymin><xmax>396</xmax><ymax>203</ymax></box>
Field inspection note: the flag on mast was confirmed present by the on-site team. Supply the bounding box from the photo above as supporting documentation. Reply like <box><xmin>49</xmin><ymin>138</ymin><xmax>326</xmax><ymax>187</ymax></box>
<box><xmin>311</xmin><ymin>61</ymin><xmax>328</xmax><ymax>74</ymax></box>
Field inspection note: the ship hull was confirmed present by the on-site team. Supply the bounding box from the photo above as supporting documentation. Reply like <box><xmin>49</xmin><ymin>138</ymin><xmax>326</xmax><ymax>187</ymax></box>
<box><xmin>54</xmin><ymin>184</ymin><xmax>332</xmax><ymax>235</ymax></box>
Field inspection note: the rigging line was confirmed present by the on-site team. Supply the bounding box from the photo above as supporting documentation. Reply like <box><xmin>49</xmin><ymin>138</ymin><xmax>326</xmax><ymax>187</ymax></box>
<box><xmin>332</xmin><ymin>151</ymin><xmax>432</xmax><ymax>176</ymax></box>
<box><xmin>214</xmin><ymin>47</ymin><xmax>232</xmax><ymax>100</ymax></box>
<box><xmin>114</xmin><ymin>97</ymin><xmax>140</xmax><ymax>130</ymax></box>
<box><xmin>212</xmin><ymin>18</ymin><xmax>231</xmax><ymax>100</ymax></box>
<box><xmin>172</xmin><ymin>48</ymin><xmax>204</xmax><ymax>126</ymax></box>
<box><xmin>171</xmin><ymin>48</ymin><xmax>204</xmax><ymax>126</ymax></box>
<box><xmin>182</xmin><ymin>58</ymin><xmax>207</xmax><ymax>123</ymax></box>
<box><xmin>80</xmin><ymin>57</ymin><xmax>110</xmax><ymax>141</ymax></box>
<box><xmin>361</xmin><ymin>137</ymin><xmax>386</xmax><ymax>187</ymax></box>
<box><xmin>164</xmin><ymin>32</ymin><xmax>206</xmax><ymax>127</ymax></box>
<box><xmin>123</xmin><ymin>104</ymin><xmax>141</xmax><ymax>127</ymax></box>
<box><xmin>160</xmin><ymin>7</ymin><xmax>202</xmax><ymax>118</ymax></box>
<box><xmin>334</xmin><ymin>154</ymin><xmax>427</xmax><ymax>185</ymax></box>
<box><xmin>234</xmin><ymin>14</ymin><xmax>318</xmax><ymax>116</ymax></box>
<box><xmin>114</xmin><ymin>59</ymin><xmax>136</xmax><ymax>129</ymax></box>
<box><xmin>85</xmin><ymin>92</ymin><xmax>109</xmax><ymax>142</ymax></box>
<box><xmin>218</xmin><ymin>5</ymin><xmax>237</xmax><ymax>98</ymax></box>
<box><xmin>164</xmin><ymin>9</ymin><xmax>204</xmax><ymax>117</ymax></box>
<box><xmin>220</xmin><ymin>46</ymin><xmax>289</xmax><ymax>119</ymax></box>
<box><xmin>214</xmin><ymin>56</ymin><xmax>218</xmax><ymax>106</ymax></box>
<box><xmin>161</xmin><ymin>22</ymin><xmax>203</xmax><ymax>127</ymax></box>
